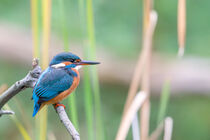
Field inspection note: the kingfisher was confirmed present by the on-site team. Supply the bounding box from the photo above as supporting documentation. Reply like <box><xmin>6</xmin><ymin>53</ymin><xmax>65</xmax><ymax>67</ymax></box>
<box><xmin>32</xmin><ymin>52</ymin><xmax>99</xmax><ymax>117</ymax></box>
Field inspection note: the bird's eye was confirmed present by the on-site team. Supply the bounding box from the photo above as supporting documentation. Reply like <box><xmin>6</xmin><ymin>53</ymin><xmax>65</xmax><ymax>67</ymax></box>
<box><xmin>70</xmin><ymin>59</ymin><xmax>75</xmax><ymax>63</ymax></box>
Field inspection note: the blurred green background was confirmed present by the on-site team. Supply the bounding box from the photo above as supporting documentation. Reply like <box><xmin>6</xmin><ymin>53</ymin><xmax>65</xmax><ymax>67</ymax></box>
<box><xmin>0</xmin><ymin>0</ymin><xmax>210</xmax><ymax>140</ymax></box>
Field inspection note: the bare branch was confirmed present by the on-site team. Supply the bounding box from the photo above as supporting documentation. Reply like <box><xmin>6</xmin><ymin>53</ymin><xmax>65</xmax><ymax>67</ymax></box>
<box><xmin>55</xmin><ymin>105</ymin><xmax>80</xmax><ymax>140</ymax></box>
<box><xmin>0</xmin><ymin>109</ymin><xmax>14</xmax><ymax>115</ymax></box>
<box><xmin>0</xmin><ymin>58</ymin><xmax>41</xmax><ymax>116</ymax></box>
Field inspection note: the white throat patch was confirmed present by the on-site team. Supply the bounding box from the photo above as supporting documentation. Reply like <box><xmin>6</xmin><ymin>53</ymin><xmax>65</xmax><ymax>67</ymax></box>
<box><xmin>74</xmin><ymin>65</ymin><xmax>82</xmax><ymax>70</ymax></box>
<box><xmin>51</xmin><ymin>63</ymin><xmax>82</xmax><ymax>70</ymax></box>
<box><xmin>51</xmin><ymin>63</ymin><xmax>66</xmax><ymax>68</ymax></box>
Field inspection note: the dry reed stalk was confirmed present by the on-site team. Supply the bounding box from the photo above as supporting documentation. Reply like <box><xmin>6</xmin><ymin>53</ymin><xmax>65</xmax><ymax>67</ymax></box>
<box><xmin>0</xmin><ymin>84</ymin><xmax>8</xmax><ymax>95</ymax></box>
<box><xmin>116</xmin><ymin>91</ymin><xmax>147</xmax><ymax>140</ymax></box>
<box><xmin>149</xmin><ymin>117</ymin><xmax>173</xmax><ymax>140</ymax></box>
<box><xmin>149</xmin><ymin>120</ymin><xmax>164</xmax><ymax>140</ymax></box>
<box><xmin>122</xmin><ymin>0</ymin><xmax>154</xmax><ymax>116</ymax></box>
<box><xmin>177</xmin><ymin>0</ymin><xmax>186</xmax><ymax>57</ymax></box>
<box><xmin>121</xmin><ymin>3</ymin><xmax>154</xmax><ymax>139</ymax></box>
<box><xmin>149</xmin><ymin>122</ymin><xmax>164</xmax><ymax>140</ymax></box>
<box><xmin>140</xmin><ymin>10</ymin><xmax>158</xmax><ymax>140</ymax></box>
<box><xmin>140</xmin><ymin>1</ymin><xmax>153</xmax><ymax>139</ymax></box>
<box><xmin>143</xmin><ymin>0</ymin><xmax>153</xmax><ymax>34</ymax></box>
<box><xmin>163</xmin><ymin>117</ymin><xmax>173</xmax><ymax>140</ymax></box>
<box><xmin>140</xmin><ymin>52</ymin><xmax>151</xmax><ymax>140</ymax></box>
<box><xmin>122</xmin><ymin>32</ymin><xmax>153</xmax><ymax>115</ymax></box>
<box><xmin>131</xmin><ymin>114</ymin><xmax>140</xmax><ymax>140</ymax></box>
<box><xmin>140</xmin><ymin>101</ymin><xmax>150</xmax><ymax>140</ymax></box>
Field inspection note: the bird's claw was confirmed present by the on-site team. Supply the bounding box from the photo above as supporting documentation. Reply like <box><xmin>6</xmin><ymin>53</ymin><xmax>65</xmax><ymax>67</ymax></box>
<box><xmin>54</xmin><ymin>103</ymin><xmax>66</xmax><ymax>109</ymax></box>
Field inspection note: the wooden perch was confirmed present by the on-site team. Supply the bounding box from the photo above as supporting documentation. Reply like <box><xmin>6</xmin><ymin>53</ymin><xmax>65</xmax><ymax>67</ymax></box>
<box><xmin>0</xmin><ymin>59</ymin><xmax>80</xmax><ymax>140</ymax></box>
<box><xmin>0</xmin><ymin>58</ymin><xmax>41</xmax><ymax>115</ymax></box>
<box><xmin>55</xmin><ymin>105</ymin><xmax>80</xmax><ymax>140</ymax></box>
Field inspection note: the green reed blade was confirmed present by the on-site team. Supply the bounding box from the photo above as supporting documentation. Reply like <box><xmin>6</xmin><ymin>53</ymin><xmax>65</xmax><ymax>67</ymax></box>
<box><xmin>83</xmin><ymin>67</ymin><xmax>94</xmax><ymax>140</ymax></box>
<box><xmin>77</xmin><ymin>0</ymin><xmax>95</xmax><ymax>138</ymax></box>
<box><xmin>58</xmin><ymin>0</ymin><xmax>69</xmax><ymax>51</ymax></box>
<box><xmin>86</xmin><ymin>0</ymin><xmax>105</xmax><ymax>139</ymax></box>
<box><xmin>157</xmin><ymin>80</ymin><xmax>171</xmax><ymax>125</ymax></box>
<box><xmin>68</xmin><ymin>92</ymin><xmax>79</xmax><ymax>130</ymax></box>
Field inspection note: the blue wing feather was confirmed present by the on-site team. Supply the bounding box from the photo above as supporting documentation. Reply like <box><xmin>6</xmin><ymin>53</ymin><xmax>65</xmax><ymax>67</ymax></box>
<box><xmin>32</xmin><ymin>67</ymin><xmax>74</xmax><ymax>117</ymax></box>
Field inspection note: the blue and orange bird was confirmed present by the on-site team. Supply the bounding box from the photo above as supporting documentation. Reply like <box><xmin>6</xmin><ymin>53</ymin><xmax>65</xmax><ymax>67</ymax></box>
<box><xmin>32</xmin><ymin>52</ymin><xmax>99</xmax><ymax>117</ymax></box>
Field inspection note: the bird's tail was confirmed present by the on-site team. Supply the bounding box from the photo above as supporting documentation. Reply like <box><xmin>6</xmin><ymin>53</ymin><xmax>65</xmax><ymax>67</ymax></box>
<box><xmin>32</xmin><ymin>102</ymin><xmax>41</xmax><ymax>117</ymax></box>
<box><xmin>32</xmin><ymin>101</ymin><xmax>46</xmax><ymax>117</ymax></box>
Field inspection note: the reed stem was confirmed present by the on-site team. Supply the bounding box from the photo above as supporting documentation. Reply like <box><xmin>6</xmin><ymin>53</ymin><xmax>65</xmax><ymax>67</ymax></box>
<box><xmin>31</xmin><ymin>0</ymin><xmax>41</xmax><ymax>139</ymax></box>
<box><xmin>177</xmin><ymin>0</ymin><xmax>186</xmax><ymax>57</ymax></box>
<box><xmin>68</xmin><ymin>93</ymin><xmax>79</xmax><ymax>129</ymax></box>
<box><xmin>86</xmin><ymin>0</ymin><xmax>104</xmax><ymax>139</ymax></box>
<box><xmin>39</xmin><ymin>0</ymin><xmax>51</xmax><ymax>140</ymax></box>
<box><xmin>157</xmin><ymin>80</ymin><xmax>171</xmax><ymax>125</ymax></box>
<box><xmin>77</xmin><ymin>0</ymin><xmax>95</xmax><ymax>138</ymax></box>
<box><xmin>31</xmin><ymin>0</ymin><xmax>40</xmax><ymax>58</ymax></box>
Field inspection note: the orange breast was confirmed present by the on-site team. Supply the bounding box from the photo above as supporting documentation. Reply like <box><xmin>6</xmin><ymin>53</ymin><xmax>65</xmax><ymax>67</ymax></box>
<box><xmin>43</xmin><ymin>68</ymin><xmax>80</xmax><ymax>105</ymax></box>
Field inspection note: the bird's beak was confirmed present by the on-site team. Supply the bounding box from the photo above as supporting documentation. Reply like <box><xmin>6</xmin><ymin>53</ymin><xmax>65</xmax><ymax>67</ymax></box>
<box><xmin>75</xmin><ymin>60</ymin><xmax>100</xmax><ymax>65</ymax></box>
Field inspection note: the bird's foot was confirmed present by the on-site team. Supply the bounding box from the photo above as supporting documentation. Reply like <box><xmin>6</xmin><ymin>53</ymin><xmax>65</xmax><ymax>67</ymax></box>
<box><xmin>54</xmin><ymin>103</ymin><xmax>66</xmax><ymax>109</ymax></box>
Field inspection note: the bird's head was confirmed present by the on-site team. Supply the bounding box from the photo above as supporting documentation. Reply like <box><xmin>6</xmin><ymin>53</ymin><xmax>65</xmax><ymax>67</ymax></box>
<box><xmin>49</xmin><ymin>52</ymin><xmax>100</xmax><ymax>70</ymax></box>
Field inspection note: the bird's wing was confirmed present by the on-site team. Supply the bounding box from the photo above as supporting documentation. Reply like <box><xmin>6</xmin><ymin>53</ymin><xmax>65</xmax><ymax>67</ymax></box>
<box><xmin>33</xmin><ymin>67</ymin><xmax>73</xmax><ymax>103</ymax></box>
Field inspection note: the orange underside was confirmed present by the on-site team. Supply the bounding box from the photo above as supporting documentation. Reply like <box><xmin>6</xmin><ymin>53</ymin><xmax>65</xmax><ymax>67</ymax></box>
<box><xmin>39</xmin><ymin>68</ymin><xmax>80</xmax><ymax>111</ymax></box>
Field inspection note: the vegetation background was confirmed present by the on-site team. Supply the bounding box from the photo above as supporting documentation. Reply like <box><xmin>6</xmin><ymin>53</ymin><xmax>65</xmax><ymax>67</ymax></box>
<box><xmin>0</xmin><ymin>0</ymin><xmax>210</xmax><ymax>140</ymax></box>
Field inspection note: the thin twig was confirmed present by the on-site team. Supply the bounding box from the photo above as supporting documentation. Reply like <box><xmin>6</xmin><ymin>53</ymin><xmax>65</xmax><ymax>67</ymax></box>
<box><xmin>0</xmin><ymin>59</ymin><xmax>80</xmax><ymax>139</ymax></box>
<box><xmin>0</xmin><ymin>109</ymin><xmax>14</xmax><ymax>115</ymax></box>
<box><xmin>55</xmin><ymin>105</ymin><xmax>80</xmax><ymax>140</ymax></box>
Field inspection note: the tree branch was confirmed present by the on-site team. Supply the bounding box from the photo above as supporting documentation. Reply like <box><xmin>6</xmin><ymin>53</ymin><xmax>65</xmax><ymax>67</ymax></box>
<box><xmin>55</xmin><ymin>105</ymin><xmax>80</xmax><ymax>140</ymax></box>
<box><xmin>0</xmin><ymin>109</ymin><xmax>14</xmax><ymax>115</ymax></box>
<box><xmin>0</xmin><ymin>58</ymin><xmax>41</xmax><ymax>114</ymax></box>
<box><xmin>0</xmin><ymin>59</ymin><xmax>80</xmax><ymax>139</ymax></box>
